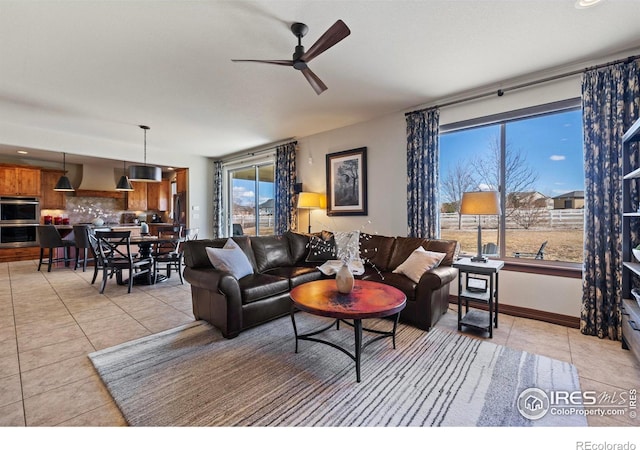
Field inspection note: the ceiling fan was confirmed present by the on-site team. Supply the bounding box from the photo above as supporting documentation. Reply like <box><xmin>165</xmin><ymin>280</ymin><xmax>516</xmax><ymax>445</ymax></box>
<box><xmin>232</xmin><ymin>20</ymin><xmax>351</xmax><ymax>95</ymax></box>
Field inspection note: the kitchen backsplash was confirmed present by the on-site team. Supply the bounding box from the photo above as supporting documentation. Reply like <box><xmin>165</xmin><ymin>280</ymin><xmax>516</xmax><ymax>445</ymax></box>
<box><xmin>41</xmin><ymin>197</ymin><xmax>169</xmax><ymax>224</ymax></box>
<box><xmin>43</xmin><ymin>197</ymin><xmax>124</xmax><ymax>224</ymax></box>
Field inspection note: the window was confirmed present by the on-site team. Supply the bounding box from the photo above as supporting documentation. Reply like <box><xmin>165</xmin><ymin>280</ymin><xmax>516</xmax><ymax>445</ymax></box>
<box><xmin>439</xmin><ymin>100</ymin><xmax>584</xmax><ymax>264</ymax></box>
<box><xmin>223</xmin><ymin>157</ymin><xmax>275</xmax><ymax>237</ymax></box>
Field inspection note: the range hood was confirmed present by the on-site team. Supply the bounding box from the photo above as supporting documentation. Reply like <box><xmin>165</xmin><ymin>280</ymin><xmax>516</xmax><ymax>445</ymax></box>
<box><xmin>75</xmin><ymin>164</ymin><xmax>122</xmax><ymax>198</ymax></box>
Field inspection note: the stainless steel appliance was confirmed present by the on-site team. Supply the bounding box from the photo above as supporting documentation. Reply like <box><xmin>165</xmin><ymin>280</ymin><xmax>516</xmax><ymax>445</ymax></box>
<box><xmin>0</xmin><ymin>196</ymin><xmax>40</xmax><ymax>223</ymax></box>
<box><xmin>0</xmin><ymin>197</ymin><xmax>40</xmax><ymax>247</ymax></box>
<box><xmin>0</xmin><ymin>224</ymin><xmax>38</xmax><ymax>247</ymax></box>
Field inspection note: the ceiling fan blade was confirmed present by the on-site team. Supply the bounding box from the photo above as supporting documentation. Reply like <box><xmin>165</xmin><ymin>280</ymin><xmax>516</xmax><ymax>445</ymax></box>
<box><xmin>301</xmin><ymin>68</ymin><xmax>328</xmax><ymax>95</ymax></box>
<box><xmin>231</xmin><ymin>59</ymin><xmax>294</xmax><ymax>66</ymax></box>
<box><xmin>301</xmin><ymin>20</ymin><xmax>350</xmax><ymax>63</ymax></box>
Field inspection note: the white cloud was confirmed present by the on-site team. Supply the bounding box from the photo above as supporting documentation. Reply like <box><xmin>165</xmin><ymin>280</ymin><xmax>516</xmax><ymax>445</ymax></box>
<box><xmin>550</xmin><ymin>155</ymin><xmax>566</xmax><ymax>161</ymax></box>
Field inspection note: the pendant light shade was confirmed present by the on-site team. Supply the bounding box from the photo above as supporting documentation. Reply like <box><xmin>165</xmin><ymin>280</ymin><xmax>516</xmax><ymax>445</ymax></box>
<box><xmin>54</xmin><ymin>152</ymin><xmax>75</xmax><ymax>192</ymax></box>
<box><xmin>115</xmin><ymin>160</ymin><xmax>134</xmax><ymax>191</ymax></box>
<box><xmin>129</xmin><ymin>125</ymin><xmax>162</xmax><ymax>182</ymax></box>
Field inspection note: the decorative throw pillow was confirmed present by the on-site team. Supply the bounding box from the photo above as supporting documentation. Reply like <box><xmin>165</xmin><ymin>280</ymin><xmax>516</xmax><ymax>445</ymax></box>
<box><xmin>334</xmin><ymin>230</ymin><xmax>361</xmax><ymax>262</ymax></box>
<box><xmin>205</xmin><ymin>238</ymin><xmax>254</xmax><ymax>279</ymax></box>
<box><xmin>392</xmin><ymin>246</ymin><xmax>447</xmax><ymax>283</ymax></box>
<box><xmin>305</xmin><ymin>234</ymin><xmax>337</xmax><ymax>263</ymax></box>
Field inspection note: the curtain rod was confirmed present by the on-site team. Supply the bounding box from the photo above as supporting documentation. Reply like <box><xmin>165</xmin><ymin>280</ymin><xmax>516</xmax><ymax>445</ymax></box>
<box><xmin>405</xmin><ymin>53</ymin><xmax>640</xmax><ymax>116</ymax></box>
<box><xmin>218</xmin><ymin>138</ymin><xmax>297</xmax><ymax>163</ymax></box>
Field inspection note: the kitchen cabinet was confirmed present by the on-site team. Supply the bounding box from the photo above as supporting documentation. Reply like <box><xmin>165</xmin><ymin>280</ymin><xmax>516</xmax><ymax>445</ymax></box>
<box><xmin>125</xmin><ymin>181</ymin><xmax>148</xmax><ymax>211</ymax></box>
<box><xmin>147</xmin><ymin>179</ymin><xmax>170</xmax><ymax>211</ymax></box>
<box><xmin>0</xmin><ymin>165</ymin><xmax>41</xmax><ymax>196</ymax></box>
<box><xmin>176</xmin><ymin>168</ymin><xmax>187</xmax><ymax>193</ymax></box>
<box><xmin>40</xmin><ymin>169</ymin><xmax>67</xmax><ymax>209</ymax></box>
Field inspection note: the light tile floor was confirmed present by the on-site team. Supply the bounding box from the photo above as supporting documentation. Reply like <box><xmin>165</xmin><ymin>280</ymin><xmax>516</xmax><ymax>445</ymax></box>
<box><xmin>0</xmin><ymin>259</ymin><xmax>638</xmax><ymax>426</ymax></box>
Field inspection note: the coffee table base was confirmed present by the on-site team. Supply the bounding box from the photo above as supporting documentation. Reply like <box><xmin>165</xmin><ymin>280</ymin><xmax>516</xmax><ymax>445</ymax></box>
<box><xmin>290</xmin><ymin>310</ymin><xmax>401</xmax><ymax>383</ymax></box>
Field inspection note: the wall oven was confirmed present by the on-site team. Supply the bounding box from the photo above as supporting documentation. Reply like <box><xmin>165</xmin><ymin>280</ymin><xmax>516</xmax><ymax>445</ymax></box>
<box><xmin>0</xmin><ymin>197</ymin><xmax>40</xmax><ymax>247</ymax></box>
<box><xmin>0</xmin><ymin>224</ymin><xmax>38</xmax><ymax>247</ymax></box>
<box><xmin>0</xmin><ymin>197</ymin><xmax>40</xmax><ymax>224</ymax></box>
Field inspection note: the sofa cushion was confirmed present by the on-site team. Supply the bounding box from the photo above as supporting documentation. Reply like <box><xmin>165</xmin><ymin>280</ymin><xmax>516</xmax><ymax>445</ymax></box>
<box><xmin>205</xmin><ymin>238</ymin><xmax>254</xmax><ymax>280</ymax></box>
<box><xmin>285</xmin><ymin>231</ymin><xmax>311</xmax><ymax>264</ymax></box>
<box><xmin>424</xmin><ymin>239</ymin><xmax>459</xmax><ymax>266</ymax></box>
<box><xmin>251</xmin><ymin>235</ymin><xmax>292</xmax><ymax>273</ymax></box>
<box><xmin>388</xmin><ymin>237</ymin><xmax>428</xmax><ymax>270</ymax></box>
<box><xmin>334</xmin><ymin>230</ymin><xmax>360</xmax><ymax>261</ymax></box>
<box><xmin>392</xmin><ymin>247</ymin><xmax>446</xmax><ymax>283</ymax></box>
<box><xmin>359</xmin><ymin>233</ymin><xmax>395</xmax><ymax>271</ymax></box>
<box><xmin>239</xmin><ymin>273</ymin><xmax>290</xmax><ymax>304</ymax></box>
<box><xmin>305</xmin><ymin>234</ymin><xmax>337</xmax><ymax>262</ymax></box>
<box><xmin>264</xmin><ymin>266</ymin><xmax>324</xmax><ymax>288</ymax></box>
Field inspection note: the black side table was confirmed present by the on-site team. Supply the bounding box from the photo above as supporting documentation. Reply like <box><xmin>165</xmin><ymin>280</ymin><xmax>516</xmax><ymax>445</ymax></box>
<box><xmin>453</xmin><ymin>257</ymin><xmax>504</xmax><ymax>338</ymax></box>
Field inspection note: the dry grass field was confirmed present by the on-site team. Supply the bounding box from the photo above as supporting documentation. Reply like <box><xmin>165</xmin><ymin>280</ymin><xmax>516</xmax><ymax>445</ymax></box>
<box><xmin>440</xmin><ymin>229</ymin><xmax>584</xmax><ymax>263</ymax></box>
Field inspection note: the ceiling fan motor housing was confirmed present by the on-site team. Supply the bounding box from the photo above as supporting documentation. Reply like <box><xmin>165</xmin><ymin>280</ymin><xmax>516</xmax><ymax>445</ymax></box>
<box><xmin>293</xmin><ymin>45</ymin><xmax>307</xmax><ymax>70</ymax></box>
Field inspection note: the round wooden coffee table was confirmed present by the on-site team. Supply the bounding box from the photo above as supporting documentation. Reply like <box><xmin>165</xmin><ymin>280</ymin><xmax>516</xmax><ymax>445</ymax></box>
<box><xmin>289</xmin><ymin>279</ymin><xmax>406</xmax><ymax>382</ymax></box>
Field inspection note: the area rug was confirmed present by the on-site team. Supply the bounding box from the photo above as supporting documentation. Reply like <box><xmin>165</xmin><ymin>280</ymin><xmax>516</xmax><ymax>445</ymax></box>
<box><xmin>88</xmin><ymin>314</ymin><xmax>587</xmax><ymax>426</ymax></box>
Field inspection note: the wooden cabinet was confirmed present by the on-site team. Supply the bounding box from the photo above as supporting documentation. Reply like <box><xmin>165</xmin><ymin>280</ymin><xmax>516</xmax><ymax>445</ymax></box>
<box><xmin>147</xmin><ymin>179</ymin><xmax>170</xmax><ymax>211</ymax></box>
<box><xmin>0</xmin><ymin>165</ymin><xmax>41</xmax><ymax>196</ymax></box>
<box><xmin>40</xmin><ymin>169</ymin><xmax>67</xmax><ymax>209</ymax></box>
<box><xmin>621</xmin><ymin>116</ymin><xmax>640</xmax><ymax>365</ymax></box>
<box><xmin>176</xmin><ymin>168</ymin><xmax>187</xmax><ymax>193</ymax></box>
<box><xmin>125</xmin><ymin>181</ymin><xmax>148</xmax><ymax>211</ymax></box>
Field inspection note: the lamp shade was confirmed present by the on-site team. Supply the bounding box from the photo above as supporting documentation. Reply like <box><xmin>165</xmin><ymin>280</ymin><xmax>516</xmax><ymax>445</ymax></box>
<box><xmin>53</xmin><ymin>152</ymin><xmax>74</xmax><ymax>191</ymax></box>
<box><xmin>128</xmin><ymin>165</ymin><xmax>162</xmax><ymax>182</ymax></box>
<box><xmin>460</xmin><ymin>191</ymin><xmax>500</xmax><ymax>215</ymax></box>
<box><xmin>115</xmin><ymin>175</ymin><xmax>134</xmax><ymax>191</ymax></box>
<box><xmin>53</xmin><ymin>175</ymin><xmax>74</xmax><ymax>192</ymax></box>
<box><xmin>129</xmin><ymin>125</ymin><xmax>162</xmax><ymax>182</ymax></box>
<box><xmin>297</xmin><ymin>192</ymin><xmax>321</xmax><ymax>209</ymax></box>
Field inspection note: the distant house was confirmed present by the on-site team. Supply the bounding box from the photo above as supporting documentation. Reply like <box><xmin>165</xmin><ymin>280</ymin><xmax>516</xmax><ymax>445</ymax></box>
<box><xmin>259</xmin><ymin>198</ymin><xmax>274</xmax><ymax>215</ymax></box>
<box><xmin>553</xmin><ymin>190</ymin><xmax>584</xmax><ymax>209</ymax></box>
<box><xmin>507</xmin><ymin>191</ymin><xmax>551</xmax><ymax>209</ymax></box>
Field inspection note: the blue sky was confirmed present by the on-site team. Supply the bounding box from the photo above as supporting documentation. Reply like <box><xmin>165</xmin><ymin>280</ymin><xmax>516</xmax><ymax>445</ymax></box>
<box><xmin>232</xmin><ymin>179</ymin><xmax>274</xmax><ymax>207</ymax></box>
<box><xmin>440</xmin><ymin>109</ymin><xmax>584</xmax><ymax>199</ymax></box>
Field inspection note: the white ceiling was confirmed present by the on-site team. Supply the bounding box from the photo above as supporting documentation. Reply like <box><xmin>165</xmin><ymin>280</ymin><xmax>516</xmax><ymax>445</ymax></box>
<box><xmin>1</xmin><ymin>0</ymin><xmax>640</xmax><ymax>168</ymax></box>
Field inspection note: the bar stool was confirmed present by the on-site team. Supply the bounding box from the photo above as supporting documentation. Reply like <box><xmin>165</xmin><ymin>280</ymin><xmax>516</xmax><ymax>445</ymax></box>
<box><xmin>37</xmin><ymin>225</ymin><xmax>76</xmax><ymax>272</ymax></box>
<box><xmin>73</xmin><ymin>225</ymin><xmax>95</xmax><ymax>272</ymax></box>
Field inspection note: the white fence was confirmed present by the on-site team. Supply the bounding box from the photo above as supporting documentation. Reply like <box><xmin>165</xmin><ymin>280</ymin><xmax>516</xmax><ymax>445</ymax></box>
<box><xmin>441</xmin><ymin>208</ymin><xmax>584</xmax><ymax>230</ymax></box>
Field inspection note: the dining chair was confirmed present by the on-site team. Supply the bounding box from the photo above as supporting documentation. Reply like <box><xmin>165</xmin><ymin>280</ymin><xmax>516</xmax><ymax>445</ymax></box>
<box><xmin>94</xmin><ymin>230</ymin><xmax>153</xmax><ymax>294</ymax></box>
<box><xmin>73</xmin><ymin>225</ymin><xmax>95</xmax><ymax>272</ymax></box>
<box><xmin>37</xmin><ymin>225</ymin><xmax>76</xmax><ymax>272</ymax></box>
<box><xmin>153</xmin><ymin>225</ymin><xmax>184</xmax><ymax>284</ymax></box>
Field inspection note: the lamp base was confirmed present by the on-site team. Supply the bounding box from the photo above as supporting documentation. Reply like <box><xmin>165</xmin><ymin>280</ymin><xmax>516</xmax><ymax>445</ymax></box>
<box><xmin>471</xmin><ymin>255</ymin><xmax>488</xmax><ymax>263</ymax></box>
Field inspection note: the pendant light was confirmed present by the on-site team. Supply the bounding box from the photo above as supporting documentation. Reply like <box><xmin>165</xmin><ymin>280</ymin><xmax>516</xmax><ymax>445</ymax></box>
<box><xmin>54</xmin><ymin>152</ymin><xmax>75</xmax><ymax>191</ymax></box>
<box><xmin>129</xmin><ymin>125</ymin><xmax>162</xmax><ymax>182</ymax></box>
<box><xmin>115</xmin><ymin>160</ymin><xmax>134</xmax><ymax>191</ymax></box>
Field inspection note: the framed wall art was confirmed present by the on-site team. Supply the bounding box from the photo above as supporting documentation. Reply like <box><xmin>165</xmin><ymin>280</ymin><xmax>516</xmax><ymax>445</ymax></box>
<box><xmin>325</xmin><ymin>147</ymin><xmax>367</xmax><ymax>216</ymax></box>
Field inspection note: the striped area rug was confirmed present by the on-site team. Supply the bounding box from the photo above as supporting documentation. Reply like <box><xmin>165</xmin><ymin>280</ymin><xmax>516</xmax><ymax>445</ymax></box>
<box><xmin>89</xmin><ymin>313</ymin><xmax>586</xmax><ymax>426</ymax></box>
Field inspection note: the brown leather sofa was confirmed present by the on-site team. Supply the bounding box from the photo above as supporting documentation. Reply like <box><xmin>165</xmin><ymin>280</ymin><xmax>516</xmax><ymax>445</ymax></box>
<box><xmin>183</xmin><ymin>231</ymin><xmax>458</xmax><ymax>338</ymax></box>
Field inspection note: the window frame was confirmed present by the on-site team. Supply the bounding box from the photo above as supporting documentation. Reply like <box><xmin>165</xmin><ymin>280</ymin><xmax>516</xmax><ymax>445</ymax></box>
<box><xmin>440</xmin><ymin>98</ymin><xmax>583</xmax><ymax>276</ymax></box>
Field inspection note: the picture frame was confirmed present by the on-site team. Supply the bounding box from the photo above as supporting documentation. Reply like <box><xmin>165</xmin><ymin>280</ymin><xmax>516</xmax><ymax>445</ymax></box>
<box><xmin>466</xmin><ymin>276</ymin><xmax>488</xmax><ymax>293</ymax></box>
<box><xmin>325</xmin><ymin>147</ymin><xmax>368</xmax><ymax>216</ymax></box>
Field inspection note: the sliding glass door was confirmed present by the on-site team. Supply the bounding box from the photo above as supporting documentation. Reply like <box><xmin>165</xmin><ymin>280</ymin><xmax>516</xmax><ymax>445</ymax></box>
<box><xmin>226</xmin><ymin>160</ymin><xmax>275</xmax><ymax>236</ymax></box>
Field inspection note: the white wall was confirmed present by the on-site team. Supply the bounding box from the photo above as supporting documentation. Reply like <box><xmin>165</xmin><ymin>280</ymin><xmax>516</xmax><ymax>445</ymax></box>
<box><xmin>296</xmin><ymin>74</ymin><xmax>585</xmax><ymax>319</ymax></box>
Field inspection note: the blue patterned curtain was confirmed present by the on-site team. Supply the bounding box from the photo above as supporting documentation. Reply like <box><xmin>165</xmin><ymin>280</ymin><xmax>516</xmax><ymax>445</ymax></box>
<box><xmin>274</xmin><ymin>142</ymin><xmax>297</xmax><ymax>235</ymax></box>
<box><xmin>581</xmin><ymin>60</ymin><xmax>639</xmax><ymax>339</ymax></box>
<box><xmin>406</xmin><ymin>108</ymin><xmax>440</xmax><ymax>238</ymax></box>
<box><xmin>212</xmin><ymin>160</ymin><xmax>223</xmax><ymax>238</ymax></box>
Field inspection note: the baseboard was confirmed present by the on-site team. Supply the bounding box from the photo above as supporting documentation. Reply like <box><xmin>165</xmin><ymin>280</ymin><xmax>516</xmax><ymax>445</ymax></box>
<box><xmin>449</xmin><ymin>295</ymin><xmax>580</xmax><ymax>329</ymax></box>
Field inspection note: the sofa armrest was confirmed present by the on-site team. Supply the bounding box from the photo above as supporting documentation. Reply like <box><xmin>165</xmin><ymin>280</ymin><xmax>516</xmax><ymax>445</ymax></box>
<box><xmin>417</xmin><ymin>265</ymin><xmax>458</xmax><ymax>291</ymax></box>
<box><xmin>183</xmin><ymin>267</ymin><xmax>241</xmax><ymax>299</ymax></box>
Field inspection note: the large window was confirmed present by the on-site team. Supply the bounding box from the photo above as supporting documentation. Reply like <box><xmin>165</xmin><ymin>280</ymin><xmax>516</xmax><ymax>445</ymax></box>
<box><xmin>223</xmin><ymin>158</ymin><xmax>275</xmax><ymax>237</ymax></box>
<box><xmin>439</xmin><ymin>100</ymin><xmax>584</xmax><ymax>264</ymax></box>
